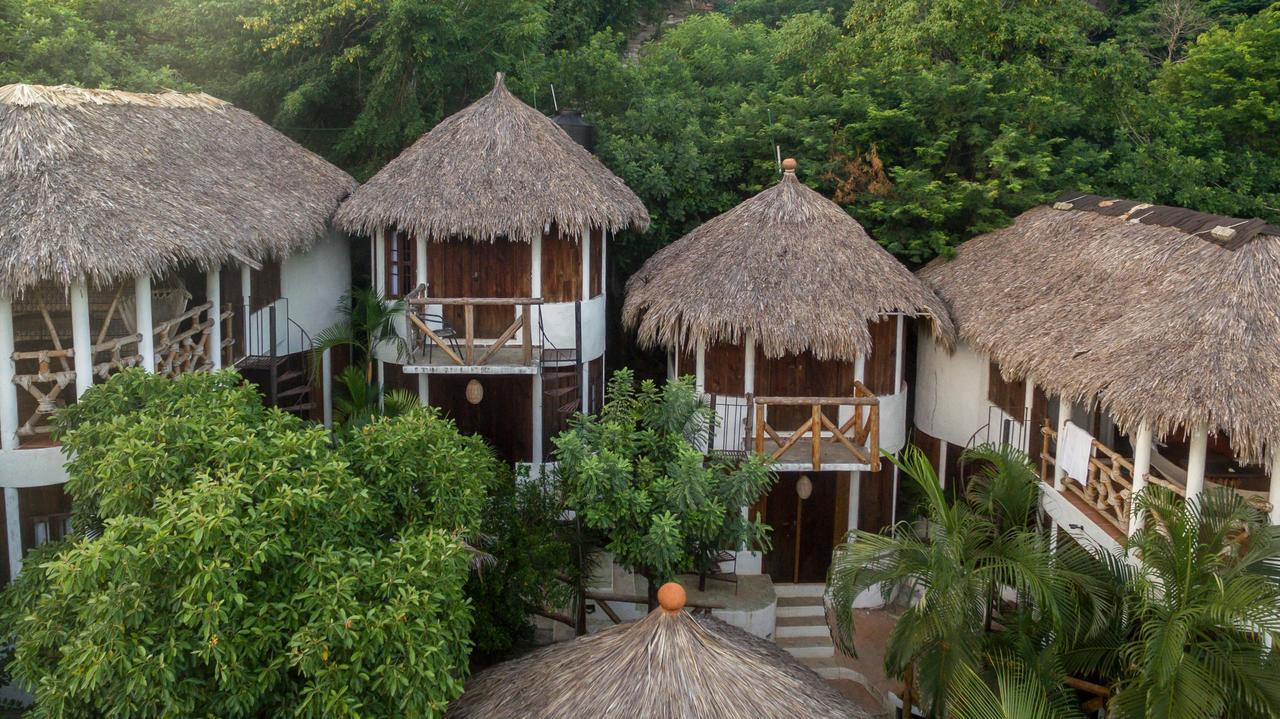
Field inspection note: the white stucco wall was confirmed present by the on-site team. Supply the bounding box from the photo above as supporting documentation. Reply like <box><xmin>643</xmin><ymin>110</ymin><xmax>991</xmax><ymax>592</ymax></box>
<box><xmin>280</xmin><ymin>227</ymin><xmax>351</xmax><ymax>341</ymax></box>
<box><xmin>0</xmin><ymin>446</ymin><xmax>68</xmax><ymax>489</ymax></box>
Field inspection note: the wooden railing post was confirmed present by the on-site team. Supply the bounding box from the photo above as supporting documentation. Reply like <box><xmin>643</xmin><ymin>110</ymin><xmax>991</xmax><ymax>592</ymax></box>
<box><xmin>521</xmin><ymin>304</ymin><xmax>532</xmax><ymax>362</ymax></box>
<box><xmin>463</xmin><ymin>304</ymin><xmax>475</xmax><ymax>365</ymax></box>
<box><xmin>869</xmin><ymin>402</ymin><xmax>880</xmax><ymax>471</ymax></box>
<box><xmin>754</xmin><ymin>398</ymin><xmax>765</xmax><ymax>455</ymax></box>
<box><xmin>811</xmin><ymin>404</ymin><xmax>822</xmax><ymax>471</ymax></box>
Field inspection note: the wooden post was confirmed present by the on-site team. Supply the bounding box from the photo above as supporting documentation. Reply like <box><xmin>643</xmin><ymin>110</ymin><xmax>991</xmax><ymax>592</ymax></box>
<box><xmin>1185</xmin><ymin>422</ymin><xmax>1209</xmax><ymax>501</ymax></box>
<box><xmin>521</xmin><ymin>304</ymin><xmax>532</xmax><ymax>363</ymax></box>
<box><xmin>206</xmin><ymin>268</ymin><xmax>222</xmax><ymax>370</ymax></box>
<box><xmin>70</xmin><ymin>279</ymin><xmax>93</xmax><ymax>398</ymax></box>
<box><xmin>1129</xmin><ymin>422</ymin><xmax>1153</xmax><ymax>535</ymax></box>
<box><xmin>463</xmin><ymin>304</ymin><xmax>475</xmax><ymax>365</ymax></box>
<box><xmin>0</xmin><ymin>295</ymin><xmax>18</xmax><ymax>450</ymax></box>
<box><xmin>754</xmin><ymin>398</ymin><xmax>765</xmax><ymax>454</ymax></box>
<box><xmin>135</xmin><ymin>274</ymin><xmax>155</xmax><ymax>372</ymax></box>
<box><xmin>812</xmin><ymin>404</ymin><xmax>822</xmax><ymax>470</ymax></box>
<box><xmin>869</xmin><ymin>403</ymin><xmax>880</xmax><ymax>471</ymax></box>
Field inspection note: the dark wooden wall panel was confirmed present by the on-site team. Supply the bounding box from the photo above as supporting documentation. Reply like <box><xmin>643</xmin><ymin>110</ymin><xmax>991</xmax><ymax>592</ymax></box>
<box><xmin>858</xmin><ymin>464</ymin><xmax>896</xmax><ymax>533</ymax></box>
<box><xmin>590</xmin><ymin>229</ymin><xmax>603</xmax><ymax>298</ymax></box>
<box><xmin>0</xmin><ymin>496</ymin><xmax>7</xmax><ymax>585</ymax></box>
<box><xmin>677</xmin><ymin>345</ymin><xmax>697</xmax><ymax>380</ymax></box>
<box><xmin>427</xmin><ymin>238</ymin><xmax>531</xmax><ymax>336</ymax></box>
<box><xmin>704</xmin><ymin>342</ymin><xmax>745</xmax><ymax>395</ymax></box>
<box><xmin>18</xmin><ymin>484</ymin><xmax>72</xmax><ymax>554</ymax></box>
<box><xmin>865</xmin><ymin>316</ymin><xmax>898</xmax><ymax>395</ymax></box>
<box><xmin>588</xmin><ymin>357</ymin><xmax>604</xmax><ymax>413</ymax></box>
<box><xmin>429</xmin><ymin>374</ymin><xmax>532</xmax><ymax>463</ymax></box>
<box><xmin>540</xmin><ymin>228</ymin><xmax>582</xmax><ymax>303</ymax></box>
<box><xmin>987</xmin><ymin>360</ymin><xmax>1025</xmax><ymax>418</ymax></box>
<box><xmin>755</xmin><ymin>352</ymin><xmax>855</xmax><ymax>428</ymax></box>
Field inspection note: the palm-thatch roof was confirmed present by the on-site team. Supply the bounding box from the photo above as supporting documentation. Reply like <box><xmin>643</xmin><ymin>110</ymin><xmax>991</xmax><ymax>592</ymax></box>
<box><xmin>623</xmin><ymin>161</ymin><xmax>955</xmax><ymax>361</ymax></box>
<box><xmin>921</xmin><ymin>192</ymin><xmax>1280</xmax><ymax>461</ymax></box>
<box><xmin>445</xmin><ymin>584</ymin><xmax>870</xmax><ymax>719</ymax></box>
<box><xmin>335</xmin><ymin>73</ymin><xmax>649</xmax><ymax>243</ymax></box>
<box><xmin>0</xmin><ymin>83</ymin><xmax>356</xmax><ymax>297</ymax></box>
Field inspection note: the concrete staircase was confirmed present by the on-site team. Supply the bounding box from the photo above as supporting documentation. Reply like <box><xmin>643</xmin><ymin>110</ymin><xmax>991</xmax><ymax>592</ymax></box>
<box><xmin>774</xmin><ymin>584</ymin><xmax>837</xmax><ymax>674</ymax></box>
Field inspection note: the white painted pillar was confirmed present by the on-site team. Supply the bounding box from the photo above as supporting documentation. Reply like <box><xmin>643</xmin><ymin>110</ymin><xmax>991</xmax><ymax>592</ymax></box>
<box><xmin>240</xmin><ymin>263</ymin><xmax>252</xmax><ymax>356</ymax></box>
<box><xmin>4</xmin><ymin>487</ymin><xmax>20</xmax><ymax>580</ymax></box>
<box><xmin>417</xmin><ymin>375</ymin><xmax>428</xmax><ymax>406</ymax></box>
<box><xmin>70</xmin><ymin>279</ymin><xmax>93</xmax><ymax>398</ymax></box>
<box><xmin>415</xmin><ymin>234</ymin><xmax>428</xmax><ymax>289</ymax></box>
<box><xmin>373</xmin><ymin>229</ymin><xmax>386</xmax><ymax>296</ymax></box>
<box><xmin>890</xmin><ymin>466</ymin><xmax>900</xmax><ymax>525</ymax></box>
<box><xmin>134</xmin><ymin>274</ymin><xmax>155</xmax><ymax>372</ymax></box>
<box><xmin>743</xmin><ymin>333</ymin><xmax>756</xmax><ymax>396</ymax></box>
<box><xmin>854</xmin><ymin>353</ymin><xmax>866</xmax><ymax>385</ymax></box>
<box><xmin>601</xmin><ymin>231</ymin><xmax>609</xmax><ymax>299</ymax></box>
<box><xmin>321</xmin><ymin>348</ymin><xmax>333</xmax><ymax>428</ymax></box>
<box><xmin>939</xmin><ymin>442</ymin><xmax>948</xmax><ymax>490</ymax></box>
<box><xmin>1268</xmin><ymin>450</ymin><xmax>1280</xmax><ymax>525</ymax></box>
<box><xmin>1054</xmin><ymin>397</ymin><xmax>1071</xmax><ymax>489</ymax></box>
<box><xmin>206</xmin><ymin>268</ymin><xmax>222</xmax><ymax>370</ymax></box>
<box><xmin>1129</xmin><ymin>422</ymin><xmax>1153</xmax><ymax>536</ymax></box>
<box><xmin>893</xmin><ymin>315</ymin><xmax>905</xmax><ymax>391</ymax></box>
<box><xmin>532</xmin><ymin>373</ymin><xmax>544</xmax><ymax>465</ymax></box>
<box><xmin>1048</xmin><ymin>519</ymin><xmax>1059</xmax><ymax>552</ymax></box>
<box><xmin>694</xmin><ymin>338</ymin><xmax>706</xmax><ymax>395</ymax></box>
<box><xmin>532</xmin><ymin>228</ymin><xmax>544</xmax><ymax>298</ymax></box>
<box><xmin>0</xmin><ymin>296</ymin><xmax>19</xmax><ymax>450</ymax></box>
<box><xmin>580</xmin><ymin>231</ymin><xmax>591</xmax><ymax>300</ymax></box>
<box><xmin>1184</xmin><ymin>422</ymin><xmax>1210</xmax><ymax>501</ymax></box>
<box><xmin>848</xmin><ymin>471</ymin><xmax>861</xmax><ymax>533</ymax></box>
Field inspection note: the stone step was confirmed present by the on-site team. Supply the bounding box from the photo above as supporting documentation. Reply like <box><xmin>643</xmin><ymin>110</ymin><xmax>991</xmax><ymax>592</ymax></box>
<box><xmin>773</xmin><ymin>582</ymin><xmax>826</xmax><ymax>598</ymax></box>
<box><xmin>776</xmin><ymin>614</ymin><xmax>827</xmax><ymax>627</ymax></box>
<box><xmin>776</xmin><ymin>594</ymin><xmax>823</xmax><ymax>607</ymax></box>
<box><xmin>775</xmin><ymin>622</ymin><xmax>830</xmax><ymax>639</ymax></box>
<box><xmin>776</xmin><ymin>602</ymin><xmax>824</xmax><ymax>619</ymax></box>
<box><xmin>776</xmin><ymin>635</ymin><xmax>835</xmax><ymax>659</ymax></box>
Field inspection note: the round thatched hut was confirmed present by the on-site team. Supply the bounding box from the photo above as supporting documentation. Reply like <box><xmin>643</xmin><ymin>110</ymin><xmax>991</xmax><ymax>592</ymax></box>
<box><xmin>913</xmin><ymin>192</ymin><xmax>1280</xmax><ymax>549</ymax></box>
<box><xmin>0</xmin><ymin>83</ymin><xmax>355</xmax><ymax>587</ymax></box>
<box><xmin>336</xmin><ymin>72</ymin><xmax>648</xmax><ymax>466</ymax></box>
<box><xmin>445</xmin><ymin>583</ymin><xmax>871</xmax><ymax>718</ymax></box>
<box><xmin>623</xmin><ymin>159</ymin><xmax>953</xmax><ymax>584</ymax></box>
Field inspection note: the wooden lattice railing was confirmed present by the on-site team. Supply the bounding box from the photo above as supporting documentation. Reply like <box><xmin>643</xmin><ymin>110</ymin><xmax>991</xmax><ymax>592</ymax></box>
<box><xmin>153</xmin><ymin>301</ymin><xmax>233</xmax><ymax>378</ymax></box>
<box><xmin>12</xmin><ymin>333</ymin><xmax>143</xmax><ymax>438</ymax></box>
<box><xmin>404</xmin><ymin>285</ymin><xmax>541</xmax><ymax>367</ymax></box>
<box><xmin>751</xmin><ymin>382</ymin><xmax>880</xmax><ymax>471</ymax></box>
<box><xmin>1039</xmin><ymin>425</ymin><xmax>1143</xmax><ymax>534</ymax></box>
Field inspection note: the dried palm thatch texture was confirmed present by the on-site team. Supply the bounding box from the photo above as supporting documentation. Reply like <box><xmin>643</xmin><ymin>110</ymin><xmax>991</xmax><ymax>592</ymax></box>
<box><xmin>445</xmin><ymin>609</ymin><xmax>871</xmax><ymax>718</ymax></box>
<box><xmin>0</xmin><ymin>83</ymin><xmax>356</xmax><ymax>298</ymax></box>
<box><xmin>335</xmin><ymin>73</ymin><xmax>648</xmax><ymax>243</ymax></box>
<box><xmin>623</xmin><ymin>164</ymin><xmax>955</xmax><ymax>361</ymax></box>
<box><xmin>921</xmin><ymin>192</ymin><xmax>1280</xmax><ymax>461</ymax></box>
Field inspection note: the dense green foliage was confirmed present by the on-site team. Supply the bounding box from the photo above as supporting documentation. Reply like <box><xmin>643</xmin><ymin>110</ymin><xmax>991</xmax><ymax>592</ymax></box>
<box><xmin>828</xmin><ymin>445</ymin><xmax>1280</xmax><ymax>718</ymax></box>
<box><xmin>0</xmin><ymin>370</ymin><xmax>538</xmax><ymax>718</ymax></box>
<box><xmin>553</xmin><ymin>369</ymin><xmax>773</xmax><ymax>600</ymax></box>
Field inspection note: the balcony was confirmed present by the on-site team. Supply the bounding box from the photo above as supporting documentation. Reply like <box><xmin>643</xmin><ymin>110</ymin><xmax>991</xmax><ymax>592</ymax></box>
<box><xmin>1038</xmin><ymin>424</ymin><xmax>1272</xmax><ymax>540</ymax></box>
<box><xmin>403</xmin><ymin>285</ymin><xmax>543</xmax><ymax>375</ymax></box>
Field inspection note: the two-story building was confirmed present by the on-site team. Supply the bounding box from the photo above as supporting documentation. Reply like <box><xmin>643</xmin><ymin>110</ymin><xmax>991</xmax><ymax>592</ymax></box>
<box><xmin>915</xmin><ymin>192</ymin><xmax>1280</xmax><ymax>551</ymax></box>
<box><xmin>335</xmin><ymin>73</ymin><xmax>648</xmax><ymax>464</ymax></box>
<box><xmin>624</xmin><ymin>159</ymin><xmax>955</xmax><ymax>584</ymax></box>
<box><xmin>0</xmin><ymin>83</ymin><xmax>355</xmax><ymax>585</ymax></box>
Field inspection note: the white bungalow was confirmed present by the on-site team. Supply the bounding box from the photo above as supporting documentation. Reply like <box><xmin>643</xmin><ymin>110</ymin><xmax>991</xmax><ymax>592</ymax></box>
<box><xmin>915</xmin><ymin>192</ymin><xmax>1280</xmax><ymax>551</ymax></box>
<box><xmin>0</xmin><ymin>84</ymin><xmax>355</xmax><ymax>585</ymax></box>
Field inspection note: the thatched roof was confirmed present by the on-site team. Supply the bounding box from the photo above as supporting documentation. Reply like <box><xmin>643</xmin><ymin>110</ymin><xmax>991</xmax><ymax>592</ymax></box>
<box><xmin>446</xmin><ymin>585</ymin><xmax>870</xmax><ymax>719</ymax></box>
<box><xmin>0</xmin><ymin>84</ymin><xmax>356</xmax><ymax>297</ymax></box>
<box><xmin>921</xmin><ymin>192</ymin><xmax>1280</xmax><ymax>460</ymax></box>
<box><xmin>623</xmin><ymin>160</ymin><xmax>955</xmax><ymax>361</ymax></box>
<box><xmin>335</xmin><ymin>73</ymin><xmax>649</xmax><ymax>243</ymax></box>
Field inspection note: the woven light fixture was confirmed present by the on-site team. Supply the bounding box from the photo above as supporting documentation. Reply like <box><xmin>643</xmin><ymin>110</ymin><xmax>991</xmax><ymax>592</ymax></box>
<box><xmin>465</xmin><ymin>379</ymin><xmax>484</xmax><ymax>405</ymax></box>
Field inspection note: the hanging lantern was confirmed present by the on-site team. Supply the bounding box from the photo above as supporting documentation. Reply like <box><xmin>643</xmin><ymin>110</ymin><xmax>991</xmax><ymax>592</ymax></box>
<box><xmin>466</xmin><ymin>379</ymin><xmax>484</xmax><ymax>405</ymax></box>
<box><xmin>796</xmin><ymin>475</ymin><xmax>813</xmax><ymax>500</ymax></box>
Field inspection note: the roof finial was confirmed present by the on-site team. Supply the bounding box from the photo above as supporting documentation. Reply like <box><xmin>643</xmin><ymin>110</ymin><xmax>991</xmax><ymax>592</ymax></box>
<box><xmin>657</xmin><ymin>582</ymin><xmax>686</xmax><ymax>614</ymax></box>
<box><xmin>782</xmin><ymin>157</ymin><xmax>797</xmax><ymax>175</ymax></box>
<box><xmin>494</xmin><ymin>72</ymin><xmax>506</xmax><ymax>91</ymax></box>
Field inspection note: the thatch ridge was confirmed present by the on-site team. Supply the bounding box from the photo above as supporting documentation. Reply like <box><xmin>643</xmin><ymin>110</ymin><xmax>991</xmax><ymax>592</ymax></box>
<box><xmin>623</xmin><ymin>168</ymin><xmax>955</xmax><ymax>361</ymax></box>
<box><xmin>335</xmin><ymin>73</ymin><xmax>649</xmax><ymax>243</ymax></box>
<box><xmin>921</xmin><ymin>200</ymin><xmax>1280</xmax><ymax>460</ymax></box>
<box><xmin>0</xmin><ymin>83</ymin><xmax>356</xmax><ymax>296</ymax></box>
<box><xmin>445</xmin><ymin>609</ymin><xmax>871</xmax><ymax>718</ymax></box>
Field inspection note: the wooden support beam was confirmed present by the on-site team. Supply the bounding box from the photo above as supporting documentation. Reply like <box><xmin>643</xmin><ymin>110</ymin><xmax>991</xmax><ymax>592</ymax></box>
<box><xmin>408</xmin><ymin>313</ymin><xmax>464</xmax><ymax>366</ymax></box>
<box><xmin>475</xmin><ymin>315</ymin><xmax>524</xmax><ymax>366</ymax></box>
<box><xmin>463</xmin><ymin>304</ymin><xmax>475</xmax><ymax>365</ymax></box>
<box><xmin>812</xmin><ymin>404</ymin><xmax>822</xmax><ymax>470</ymax></box>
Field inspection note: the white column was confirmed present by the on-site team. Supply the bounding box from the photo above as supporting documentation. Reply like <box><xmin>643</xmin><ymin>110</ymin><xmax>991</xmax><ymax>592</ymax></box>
<box><xmin>854</xmin><ymin>353</ymin><xmax>866</xmax><ymax>385</ymax></box>
<box><xmin>206</xmin><ymin>268</ymin><xmax>222</xmax><ymax>370</ymax></box>
<box><xmin>601</xmin><ymin>232</ymin><xmax>608</xmax><ymax>299</ymax></box>
<box><xmin>694</xmin><ymin>338</ymin><xmax>706</xmax><ymax>395</ymax></box>
<box><xmin>893</xmin><ymin>315</ymin><xmax>905</xmax><ymax>391</ymax></box>
<box><xmin>415</xmin><ymin>234</ymin><xmax>428</xmax><ymax>289</ymax></box>
<box><xmin>373</xmin><ymin>229</ymin><xmax>386</xmax><ymax>296</ymax></box>
<box><xmin>580</xmin><ymin>231</ymin><xmax>591</xmax><ymax>300</ymax></box>
<box><xmin>70</xmin><ymin>279</ymin><xmax>93</xmax><ymax>398</ymax></box>
<box><xmin>240</xmin><ymin>263</ymin><xmax>252</xmax><ymax>356</ymax></box>
<box><xmin>1022</xmin><ymin>377</ymin><xmax>1036</xmax><ymax>454</ymax></box>
<box><xmin>743</xmin><ymin>333</ymin><xmax>756</xmax><ymax>396</ymax></box>
<box><xmin>1054</xmin><ymin>396</ymin><xmax>1071</xmax><ymax>489</ymax></box>
<box><xmin>532</xmin><ymin>374</ymin><xmax>544</xmax><ymax>465</ymax></box>
<box><xmin>321</xmin><ymin>348</ymin><xmax>333</xmax><ymax>428</ymax></box>
<box><xmin>1268</xmin><ymin>450</ymin><xmax>1280</xmax><ymax>525</ymax></box>
<box><xmin>847</xmin><ymin>471</ymin><xmax>861</xmax><ymax>533</ymax></box>
<box><xmin>4</xmin><ymin>487</ymin><xmax>20</xmax><ymax>580</ymax></box>
<box><xmin>1129</xmin><ymin>422</ymin><xmax>1153</xmax><ymax>535</ymax></box>
<box><xmin>1049</xmin><ymin>519</ymin><xmax>1059</xmax><ymax>552</ymax></box>
<box><xmin>134</xmin><ymin>274</ymin><xmax>155</xmax><ymax>372</ymax></box>
<box><xmin>532</xmin><ymin>229</ymin><xmax>544</xmax><ymax>298</ymax></box>
<box><xmin>1184</xmin><ymin>422</ymin><xmax>1210</xmax><ymax>500</ymax></box>
<box><xmin>0</xmin><ymin>296</ymin><xmax>19</xmax><ymax>450</ymax></box>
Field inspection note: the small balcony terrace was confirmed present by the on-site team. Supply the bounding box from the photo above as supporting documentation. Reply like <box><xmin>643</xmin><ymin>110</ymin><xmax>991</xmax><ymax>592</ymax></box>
<box><xmin>402</xmin><ymin>285</ymin><xmax>546</xmax><ymax>375</ymax></box>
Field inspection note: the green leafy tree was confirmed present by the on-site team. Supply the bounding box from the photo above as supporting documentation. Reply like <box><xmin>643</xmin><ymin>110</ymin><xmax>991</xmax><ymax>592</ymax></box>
<box><xmin>553</xmin><ymin>369</ymin><xmax>773</xmax><ymax>606</ymax></box>
<box><xmin>1</xmin><ymin>369</ymin><xmax>496</xmax><ymax>718</ymax></box>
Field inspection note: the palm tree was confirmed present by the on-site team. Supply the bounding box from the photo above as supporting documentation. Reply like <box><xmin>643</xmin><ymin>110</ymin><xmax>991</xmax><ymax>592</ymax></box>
<box><xmin>826</xmin><ymin>444</ymin><xmax>1070</xmax><ymax>716</ymax></box>
<box><xmin>310</xmin><ymin>288</ymin><xmax>412</xmax><ymax>426</ymax></box>
<box><xmin>1091</xmin><ymin>485</ymin><xmax>1280</xmax><ymax>719</ymax></box>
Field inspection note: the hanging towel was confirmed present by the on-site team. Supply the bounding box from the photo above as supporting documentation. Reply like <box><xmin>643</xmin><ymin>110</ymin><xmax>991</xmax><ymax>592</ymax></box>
<box><xmin>1057</xmin><ymin>421</ymin><xmax>1094</xmax><ymax>484</ymax></box>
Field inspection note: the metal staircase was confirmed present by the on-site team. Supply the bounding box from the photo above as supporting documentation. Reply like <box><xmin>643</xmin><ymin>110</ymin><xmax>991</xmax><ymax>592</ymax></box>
<box><xmin>234</xmin><ymin>298</ymin><xmax>316</xmax><ymax>418</ymax></box>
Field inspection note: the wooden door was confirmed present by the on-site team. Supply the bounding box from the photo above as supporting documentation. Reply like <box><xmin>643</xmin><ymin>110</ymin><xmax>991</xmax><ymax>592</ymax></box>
<box><xmin>427</xmin><ymin>239</ymin><xmax>531</xmax><ymax>337</ymax></box>
<box><xmin>761</xmin><ymin>471</ymin><xmax>842</xmax><ymax>584</ymax></box>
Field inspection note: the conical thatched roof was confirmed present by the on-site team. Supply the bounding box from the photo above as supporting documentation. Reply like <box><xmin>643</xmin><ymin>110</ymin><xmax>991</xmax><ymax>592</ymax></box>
<box><xmin>335</xmin><ymin>73</ymin><xmax>649</xmax><ymax>243</ymax></box>
<box><xmin>623</xmin><ymin>161</ymin><xmax>954</xmax><ymax>361</ymax></box>
<box><xmin>921</xmin><ymin>192</ymin><xmax>1280</xmax><ymax>461</ymax></box>
<box><xmin>446</xmin><ymin>585</ymin><xmax>870</xmax><ymax>719</ymax></box>
<box><xmin>0</xmin><ymin>83</ymin><xmax>356</xmax><ymax>297</ymax></box>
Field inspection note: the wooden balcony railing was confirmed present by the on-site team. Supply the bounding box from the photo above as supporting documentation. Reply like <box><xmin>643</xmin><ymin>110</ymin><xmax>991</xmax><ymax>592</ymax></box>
<box><xmin>154</xmin><ymin>301</ymin><xmax>233</xmax><ymax>378</ymax></box>
<box><xmin>751</xmin><ymin>382</ymin><xmax>880</xmax><ymax>471</ymax></box>
<box><xmin>1039</xmin><ymin>424</ymin><xmax>1146</xmax><ymax>535</ymax></box>
<box><xmin>405</xmin><ymin>285</ymin><xmax>541</xmax><ymax>368</ymax></box>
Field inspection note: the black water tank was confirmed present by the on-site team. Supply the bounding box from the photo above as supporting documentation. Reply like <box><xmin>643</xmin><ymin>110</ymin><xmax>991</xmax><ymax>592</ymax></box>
<box><xmin>553</xmin><ymin>109</ymin><xmax>596</xmax><ymax>153</ymax></box>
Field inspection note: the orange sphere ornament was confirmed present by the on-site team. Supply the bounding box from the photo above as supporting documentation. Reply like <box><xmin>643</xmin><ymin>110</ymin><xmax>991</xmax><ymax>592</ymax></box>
<box><xmin>657</xmin><ymin>582</ymin><xmax>686</xmax><ymax>614</ymax></box>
